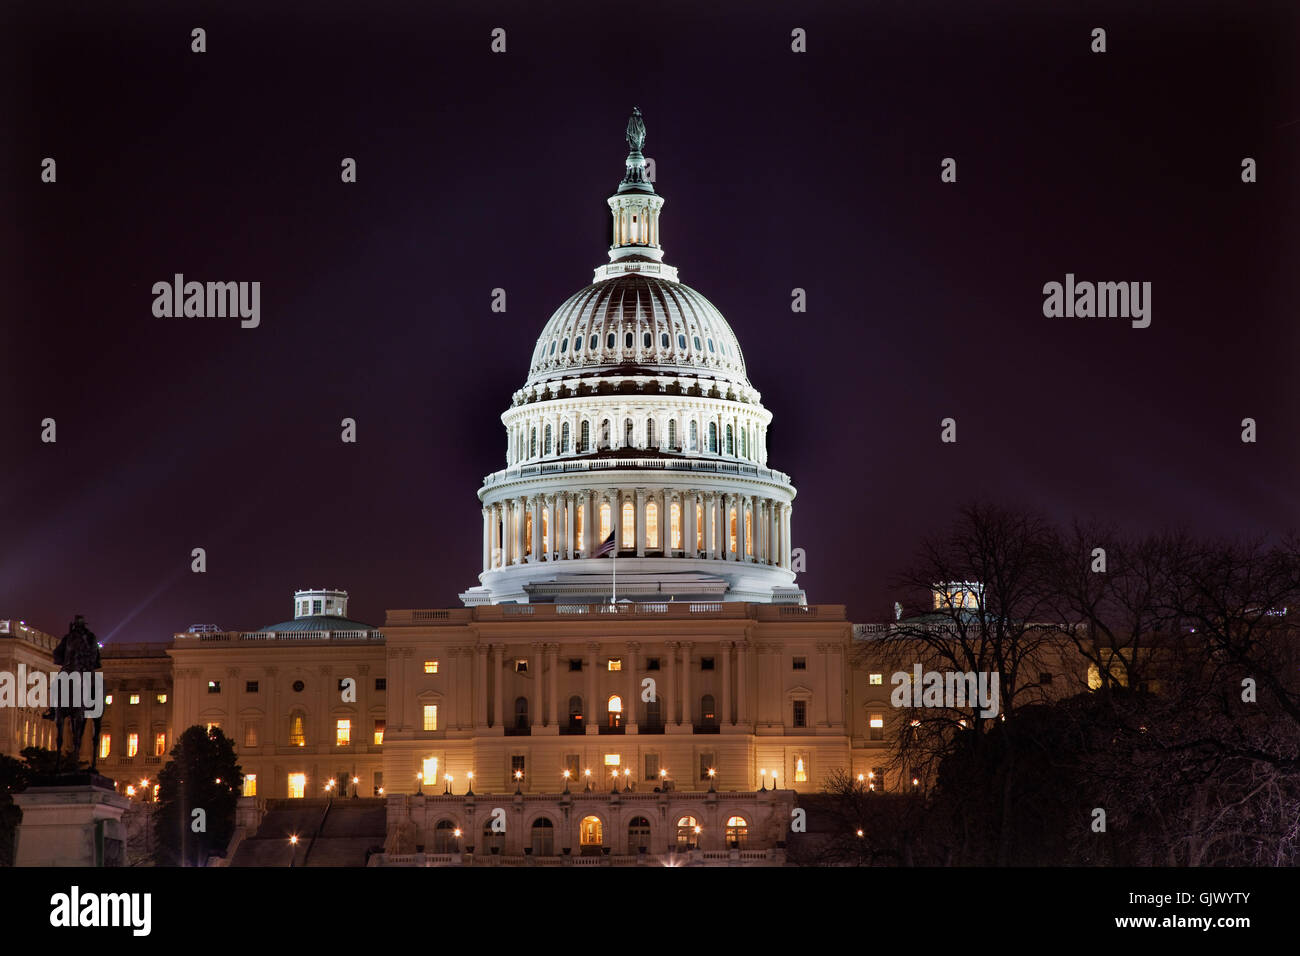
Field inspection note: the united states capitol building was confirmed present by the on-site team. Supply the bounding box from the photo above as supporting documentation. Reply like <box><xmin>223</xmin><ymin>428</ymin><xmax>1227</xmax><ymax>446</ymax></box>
<box><xmin>2</xmin><ymin>111</ymin><xmax>1084</xmax><ymax>866</ymax></box>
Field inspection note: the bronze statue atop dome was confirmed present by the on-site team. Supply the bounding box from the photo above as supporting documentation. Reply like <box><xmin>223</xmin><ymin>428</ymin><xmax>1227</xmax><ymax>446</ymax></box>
<box><xmin>626</xmin><ymin>107</ymin><xmax>646</xmax><ymax>152</ymax></box>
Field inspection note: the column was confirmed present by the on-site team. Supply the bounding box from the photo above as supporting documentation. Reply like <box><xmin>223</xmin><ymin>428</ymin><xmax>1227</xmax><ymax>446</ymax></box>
<box><xmin>493</xmin><ymin>645</ymin><xmax>506</xmax><ymax>729</ymax></box>
<box><xmin>704</xmin><ymin>493</ymin><xmax>716</xmax><ymax>560</ymax></box>
<box><xmin>782</xmin><ymin>504</ymin><xmax>792</xmax><ymax>568</ymax></box>
<box><xmin>516</xmin><ymin>496</ymin><xmax>527</xmax><ymax>565</ymax></box>
<box><xmin>691</xmin><ymin>490</ymin><xmax>701</xmax><ymax>554</ymax></box>
<box><xmin>547</xmin><ymin>644</ymin><xmax>559</xmax><ymax>726</ymax></box>
<box><xmin>819</xmin><ymin>642</ymin><xmax>831</xmax><ymax>726</ymax></box>
<box><xmin>481</xmin><ymin>507</ymin><xmax>491</xmax><ymax>572</ymax></box>
<box><xmin>549</xmin><ymin>494</ymin><xmax>559</xmax><ymax>560</ymax></box>
<box><xmin>768</xmin><ymin>499</ymin><xmax>778</xmax><ymax>566</ymax></box>
<box><xmin>475</xmin><ymin>645</ymin><xmax>489</xmax><ymax>729</ymax></box>
<box><xmin>660</xmin><ymin>489</ymin><xmax>669</xmax><ymax>552</ymax></box>
<box><xmin>531</xmin><ymin>642</ymin><xmax>543</xmax><ymax>728</ymax></box>
<box><xmin>738</xmin><ymin>496</ymin><xmax>748</xmax><ymax>563</ymax></box>
<box><xmin>627</xmin><ymin>642</ymin><xmax>639</xmax><ymax>733</ymax></box>
<box><xmin>611</xmin><ymin>490</ymin><xmax>621</xmax><ymax>552</ymax></box>
<box><xmin>720</xmin><ymin>494</ymin><xmax>731</xmax><ymax>561</ymax></box>
<box><xmin>531</xmin><ymin>496</ymin><xmax>543</xmax><ymax>562</ymax></box>
<box><xmin>736</xmin><ymin>642</ymin><xmax>748</xmax><ymax>726</ymax></box>
<box><xmin>584</xmin><ymin>490</ymin><xmax>596</xmax><ymax>555</ymax></box>
<box><xmin>635</xmin><ymin>488</ymin><xmax>647</xmax><ymax>558</ymax></box>
<box><xmin>721</xmin><ymin>640</ymin><xmax>732</xmax><ymax>726</ymax></box>
<box><xmin>665</xmin><ymin>642</ymin><xmax>677</xmax><ymax>727</ymax></box>
<box><xmin>586</xmin><ymin>642</ymin><xmax>599</xmax><ymax>734</ymax></box>
<box><xmin>681</xmin><ymin>641</ymin><xmax>692</xmax><ymax>728</ymax></box>
<box><xmin>566</xmin><ymin>493</ymin><xmax>576</xmax><ymax>560</ymax></box>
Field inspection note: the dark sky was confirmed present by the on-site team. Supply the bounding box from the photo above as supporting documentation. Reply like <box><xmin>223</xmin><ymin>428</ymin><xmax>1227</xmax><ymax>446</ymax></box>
<box><xmin>3</xmin><ymin>0</ymin><xmax>1297</xmax><ymax>641</ymax></box>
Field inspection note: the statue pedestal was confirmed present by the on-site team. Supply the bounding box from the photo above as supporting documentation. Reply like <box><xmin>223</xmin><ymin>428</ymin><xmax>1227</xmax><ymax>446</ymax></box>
<box><xmin>13</xmin><ymin>776</ymin><xmax>131</xmax><ymax>867</ymax></box>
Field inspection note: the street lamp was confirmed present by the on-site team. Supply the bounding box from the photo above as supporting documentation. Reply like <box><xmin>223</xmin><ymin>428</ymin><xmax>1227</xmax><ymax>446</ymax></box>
<box><xmin>444</xmin><ymin>773</ymin><xmax>453</xmax><ymax>795</ymax></box>
<box><xmin>707</xmin><ymin>767</ymin><xmax>716</xmax><ymax>793</ymax></box>
<box><xmin>659</xmin><ymin>768</ymin><xmax>668</xmax><ymax>791</ymax></box>
<box><xmin>352</xmin><ymin>776</ymin><xmax>360</xmax><ymax>798</ymax></box>
<box><xmin>466</xmin><ymin>771</ymin><xmax>475</xmax><ymax>796</ymax></box>
<box><xmin>562</xmin><ymin>769</ymin><xmax>571</xmax><ymax>794</ymax></box>
<box><xmin>515</xmin><ymin>769</ymin><xmax>523</xmax><ymax>794</ymax></box>
<box><xmin>584</xmin><ymin>769</ymin><xmax>592</xmax><ymax>792</ymax></box>
<box><xmin>623</xmin><ymin>768</ymin><xmax>632</xmax><ymax>792</ymax></box>
<box><xmin>759</xmin><ymin>769</ymin><xmax>767</xmax><ymax>792</ymax></box>
<box><xmin>771</xmin><ymin>771</ymin><xmax>779</xmax><ymax>791</ymax></box>
<box><xmin>611</xmin><ymin>769</ymin><xmax>620</xmax><ymax>794</ymax></box>
<box><xmin>416</xmin><ymin>772</ymin><xmax>423</xmax><ymax>795</ymax></box>
<box><xmin>289</xmin><ymin>834</ymin><xmax>299</xmax><ymax>867</ymax></box>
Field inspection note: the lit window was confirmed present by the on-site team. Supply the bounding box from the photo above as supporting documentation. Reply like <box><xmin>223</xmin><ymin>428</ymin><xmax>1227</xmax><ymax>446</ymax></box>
<box><xmin>423</xmin><ymin>704</ymin><xmax>438</xmax><ymax>731</ymax></box>
<box><xmin>205</xmin><ymin>722</ymin><xmax>221</xmax><ymax>734</ymax></box>
<box><xmin>289</xmin><ymin>713</ymin><xmax>305</xmax><ymax>746</ymax></box>
<box><xmin>99</xmin><ymin>735</ymin><xmax>111</xmax><ymax>759</ymax></box>
<box><xmin>129</xmin><ymin>694</ymin><xmax>140</xmax><ymax>705</ymax></box>
<box><xmin>288</xmin><ymin>773</ymin><xmax>306</xmax><ymax>799</ymax></box>
<box><xmin>424</xmin><ymin>660</ymin><xmax>438</xmax><ymax>674</ymax></box>
<box><xmin>671</xmin><ymin>501</ymin><xmax>681</xmax><ymax>549</ymax></box>
<box><xmin>599</xmin><ymin>502</ymin><xmax>611</xmax><ymax>541</ymax></box>
<box><xmin>604</xmin><ymin>753</ymin><xmax>621</xmax><ymax>766</ymax></box>
<box><xmin>423</xmin><ymin>757</ymin><xmax>439</xmax><ymax>784</ymax></box>
<box><xmin>207</xmin><ymin>680</ymin><xmax>221</xmax><ymax>694</ymax></box>
<box><xmin>869</xmin><ymin>714</ymin><xmax>884</xmax><ymax>741</ymax></box>
<box><xmin>243</xmin><ymin>774</ymin><xmax>257</xmax><ymax>797</ymax></box>
<box><xmin>244</xmin><ymin>724</ymin><xmax>259</xmax><ymax>748</ymax></box>
<box><xmin>514</xmin><ymin>659</ymin><xmax>529</xmax><ymax>674</ymax></box>
<box><xmin>869</xmin><ymin>673</ymin><xmax>883</xmax><ymax>685</ymax></box>
<box><xmin>645</xmin><ymin>500</ymin><xmax>658</xmax><ymax>548</ymax></box>
<box><xmin>676</xmin><ymin>815</ymin><xmax>699</xmax><ymax>848</ymax></box>
<box><xmin>794</xmin><ymin>754</ymin><xmax>808</xmax><ymax>783</ymax></box>
<box><xmin>127</xmin><ymin>733</ymin><xmax>139</xmax><ymax>758</ymax></box>
<box><xmin>154</xmin><ymin>732</ymin><xmax>166</xmax><ymax>756</ymax></box>
<box><xmin>336</xmin><ymin>719</ymin><xmax>351</xmax><ymax>746</ymax></box>
<box><xmin>607</xmin><ymin>659</ymin><xmax>622</xmax><ymax>672</ymax></box>
<box><xmin>312</xmin><ymin>600</ymin><xmax>322</xmax><ymax>614</ymax></box>
<box><xmin>726</xmin><ymin>815</ymin><xmax>749</xmax><ymax>848</ymax></box>
<box><xmin>621</xmin><ymin>501</ymin><xmax>635</xmax><ymax>549</ymax></box>
<box><xmin>729</xmin><ymin>507</ymin><xmax>737</xmax><ymax>554</ymax></box>
<box><xmin>373</xmin><ymin>719</ymin><xmax>385</xmax><ymax>745</ymax></box>
<box><xmin>155</xmin><ymin>694</ymin><xmax>167</xmax><ymax>704</ymax></box>
<box><xmin>105</xmin><ymin>695</ymin><xmax>113</xmax><ymax>706</ymax></box>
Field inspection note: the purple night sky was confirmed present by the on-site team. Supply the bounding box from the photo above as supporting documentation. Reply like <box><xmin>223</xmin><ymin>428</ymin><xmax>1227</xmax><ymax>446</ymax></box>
<box><xmin>2</xmin><ymin>0</ymin><xmax>1297</xmax><ymax>641</ymax></box>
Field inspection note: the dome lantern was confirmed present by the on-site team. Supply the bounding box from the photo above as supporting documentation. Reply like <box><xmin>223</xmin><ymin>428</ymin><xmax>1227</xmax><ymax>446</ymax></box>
<box><xmin>607</xmin><ymin>107</ymin><xmax>666</xmax><ymax>266</ymax></box>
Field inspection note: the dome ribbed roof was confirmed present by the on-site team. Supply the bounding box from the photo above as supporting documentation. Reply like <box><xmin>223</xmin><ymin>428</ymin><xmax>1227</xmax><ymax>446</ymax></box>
<box><xmin>525</xmin><ymin>273</ymin><xmax>748</xmax><ymax>388</ymax></box>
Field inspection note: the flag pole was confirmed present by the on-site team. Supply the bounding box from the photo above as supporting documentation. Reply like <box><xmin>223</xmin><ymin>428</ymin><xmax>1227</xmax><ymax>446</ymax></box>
<box><xmin>611</xmin><ymin>551</ymin><xmax>617</xmax><ymax>605</ymax></box>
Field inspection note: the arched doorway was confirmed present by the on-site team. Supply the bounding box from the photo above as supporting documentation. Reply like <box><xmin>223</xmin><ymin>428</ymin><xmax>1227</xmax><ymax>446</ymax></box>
<box><xmin>628</xmin><ymin>816</ymin><xmax>651</xmax><ymax>854</ymax></box>
<box><xmin>482</xmin><ymin>818</ymin><xmax>504</xmax><ymax>854</ymax></box>
<box><xmin>579</xmin><ymin>815</ymin><xmax>604</xmax><ymax>855</ymax></box>
<box><xmin>607</xmin><ymin>695</ymin><xmax>623</xmax><ymax>728</ymax></box>
<box><xmin>676</xmin><ymin>815</ymin><xmax>699</xmax><ymax>849</ymax></box>
<box><xmin>432</xmin><ymin>819</ymin><xmax>459</xmax><ymax>853</ymax></box>
<box><xmin>726</xmin><ymin>815</ymin><xmax>749</xmax><ymax>849</ymax></box>
<box><xmin>530</xmin><ymin>817</ymin><xmax>555</xmax><ymax>856</ymax></box>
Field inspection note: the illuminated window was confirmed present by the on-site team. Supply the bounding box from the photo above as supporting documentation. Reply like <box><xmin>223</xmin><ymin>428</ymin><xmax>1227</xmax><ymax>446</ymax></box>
<box><xmin>423</xmin><ymin>704</ymin><xmax>438</xmax><ymax>731</ymax></box>
<box><xmin>542</xmin><ymin>508</ymin><xmax>549</xmax><ymax>554</ymax></box>
<box><xmin>745</xmin><ymin>508</ymin><xmax>753</xmax><ymax>555</ymax></box>
<box><xmin>373</xmin><ymin>719</ymin><xmax>385</xmax><ymax>745</ymax></box>
<box><xmin>312</xmin><ymin>600</ymin><xmax>322</xmax><ymax>614</ymax></box>
<box><xmin>129</xmin><ymin>694</ymin><xmax>140</xmax><ymax>705</ymax></box>
<box><xmin>599</xmin><ymin>502</ymin><xmax>611</xmax><ymax>542</ymax></box>
<box><xmin>205</xmin><ymin>722</ymin><xmax>221</xmax><ymax>734</ymax></box>
<box><xmin>156</xmin><ymin>694</ymin><xmax>167</xmax><ymax>704</ymax></box>
<box><xmin>576</xmin><ymin>502</ymin><xmax>585</xmax><ymax>547</ymax></box>
<box><xmin>335</xmin><ymin>719</ymin><xmax>351</xmax><ymax>746</ymax></box>
<box><xmin>127</xmin><ymin>733</ymin><xmax>139</xmax><ymax>758</ymax></box>
<box><xmin>207</xmin><ymin>680</ymin><xmax>220</xmax><ymax>694</ymax></box>
<box><xmin>696</xmin><ymin>503</ymin><xmax>704</xmax><ymax>550</ymax></box>
<box><xmin>564</xmin><ymin>753</ymin><xmax>580</xmax><ymax>781</ymax></box>
<box><xmin>514</xmin><ymin>658</ymin><xmax>529</xmax><ymax>674</ymax></box>
<box><xmin>729</xmin><ymin>507</ymin><xmax>738</xmax><ymax>554</ymax></box>
<box><xmin>423</xmin><ymin>757</ymin><xmax>438</xmax><ymax>784</ymax></box>
<box><xmin>645</xmin><ymin>500</ymin><xmax>658</xmax><ymax>549</ymax></box>
<box><xmin>726</xmin><ymin>815</ymin><xmax>749</xmax><ymax>848</ymax></box>
<box><xmin>607</xmin><ymin>695</ymin><xmax>623</xmax><ymax>728</ymax></box>
<box><xmin>105</xmin><ymin>695</ymin><xmax>113</xmax><ymax>706</ymax></box>
<box><xmin>794</xmin><ymin>754</ymin><xmax>808</xmax><ymax>783</ymax></box>
<box><xmin>604</xmin><ymin>753</ymin><xmax>621</xmax><ymax>766</ymax></box>
<box><xmin>525</xmin><ymin>511</ymin><xmax>532</xmax><ymax>556</ymax></box>
<box><xmin>580</xmin><ymin>815</ymin><xmax>603</xmax><ymax>847</ymax></box>
<box><xmin>670</xmin><ymin>500</ymin><xmax>682</xmax><ymax>549</ymax></box>
<box><xmin>154</xmin><ymin>732</ymin><xmax>166</xmax><ymax>756</ymax></box>
<box><xmin>793</xmin><ymin>700</ymin><xmax>807</xmax><ymax>728</ymax></box>
<box><xmin>99</xmin><ymin>735</ymin><xmax>111</xmax><ymax>759</ymax></box>
<box><xmin>424</xmin><ymin>660</ymin><xmax>438</xmax><ymax>674</ymax></box>
<box><xmin>289</xmin><ymin>712</ymin><xmax>305</xmax><ymax>747</ymax></box>
<box><xmin>244</xmin><ymin>724</ymin><xmax>258</xmax><ymax>748</ymax></box>
<box><xmin>869</xmin><ymin>713</ymin><xmax>884</xmax><ymax>740</ymax></box>
<box><xmin>607</xmin><ymin>659</ymin><xmax>622</xmax><ymax>672</ymax></box>
<box><xmin>675</xmin><ymin>816</ymin><xmax>699</xmax><ymax>848</ymax></box>
<box><xmin>242</xmin><ymin>774</ymin><xmax>257</xmax><ymax>797</ymax></box>
<box><xmin>621</xmin><ymin>501</ymin><xmax>635</xmax><ymax>549</ymax></box>
<box><xmin>288</xmin><ymin>773</ymin><xmax>306</xmax><ymax>798</ymax></box>
<box><xmin>869</xmin><ymin>673</ymin><xmax>883</xmax><ymax>685</ymax></box>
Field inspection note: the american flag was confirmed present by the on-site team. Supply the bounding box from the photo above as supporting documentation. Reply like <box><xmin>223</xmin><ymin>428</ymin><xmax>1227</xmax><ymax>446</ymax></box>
<box><xmin>592</xmin><ymin>530</ymin><xmax>617</xmax><ymax>558</ymax></box>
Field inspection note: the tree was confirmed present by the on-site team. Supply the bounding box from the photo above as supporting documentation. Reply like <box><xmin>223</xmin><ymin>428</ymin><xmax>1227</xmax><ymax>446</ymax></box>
<box><xmin>153</xmin><ymin>725</ymin><xmax>242</xmax><ymax>866</ymax></box>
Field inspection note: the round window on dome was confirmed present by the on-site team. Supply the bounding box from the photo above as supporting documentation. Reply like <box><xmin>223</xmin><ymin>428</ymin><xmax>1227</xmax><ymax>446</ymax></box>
<box><xmin>678</xmin><ymin>334</ymin><xmax>686</xmax><ymax>349</ymax></box>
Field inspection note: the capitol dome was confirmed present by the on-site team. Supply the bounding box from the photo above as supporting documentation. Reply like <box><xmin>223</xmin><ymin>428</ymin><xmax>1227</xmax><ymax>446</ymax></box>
<box><xmin>460</xmin><ymin>109</ymin><xmax>802</xmax><ymax>607</ymax></box>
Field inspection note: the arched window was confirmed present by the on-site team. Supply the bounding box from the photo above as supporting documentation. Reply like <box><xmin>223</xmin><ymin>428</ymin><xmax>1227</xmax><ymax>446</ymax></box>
<box><xmin>645</xmin><ymin>500</ymin><xmax>658</xmax><ymax>550</ymax></box>
<box><xmin>701</xmin><ymin>695</ymin><xmax>717</xmax><ymax>726</ymax></box>
<box><xmin>482</xmin><ymin>818</ymin><xmax>504</xmax><ymax>853</ymax></box>
<box><xmin>514</xmin><ymin>696</ymin><xmax>529</xmax><ymax>730</ymax></box>
<box><xmin>599</xmin><ymin>502</ymin><xmax>612</xmax><ymax>543</ymax></box>
<box><xmin>600</xmin><ymin>419</ymin><xmax>610</xmax><ymax>450</ymax></box>
<box><xmin>433</xmin><ymin>819</ymin><xmax>458</xmax><ymax>852</ymax></box>
<box><xmin>590</xmin><ymin>333</ymin><xmax>598</xmax><ymax>350</ymax></box>
<box><xmin>624</xmin><ymin>418</ymin><xmax>634</xmax><ymax>446</ymax></box>
<box><xmin>726</xmin><ymin>816</ymin><xmax>749</xmax><ymax>848</ymax></box>
<box><xmin>646</xmin><ymin>418</ymin><xmax>655</xmax><ymax>448</ymax></box>
<box><xmin>708</xmin><ymin>422</ymin><xmax>718</xmax><ymax>453</ymax></box>
<box><xmin>693</xmin><ymin>335</ymin><xmax>702</xmax><ymax>351</ymax></box>
<box><xmin>745</xmin><ymin>507</ymin><xmax>754</xmax><ymax>556</ymax></box>
<box><xmin>670</xmin><ymin>500</ymin><xmax>682</xmax><ymax>550</ymax></box>
<box><xmin>549</xmin><ymin>340</ymin><xmax>556</xmax><ymax>355</ymax></box>
<box><xmin>561</xmin><ymin>422</ymin><xmax>570</xmax><ymax>453</ymax></box>
<box><xmin>288</xmin><ymin>710</ymin><xmax>306</xmax><ymax>747</ymax></box>
<box><xmin>707</xmin><ymin>338</ymin><xmax>715</xmax><ymax>353</ymax></box>
<box><xmin>607</xmin><ymin>695</ymin><xmax>623</xmax><ymax>728</ymax></box>
<box><xmin>740</xmin><ymin>428</ymin><xmax>747</xmax><ymax>458</ymax></box>
<box><xmin>726</xmin><ymin>424</ymin><xmax>734</xmax><ymax>456</ymax></box>
<box><xmin>561</xmin><ymin>338</ymin><xmax>568</xmax><ymax>353</ymax></box>
<box><xmin>525</xmin><ymin>511</ymin><xmax>532</xmax><ymax>556</ymax></box>
<box><xmin>645</xmin><ymin>698</ymin><xmax>662</xmax><ymax>729</ymax></box>
<box><xmin>607</xmin><ymin>332</ymin><xmax>615</xmax><ymax>349</ymax></box>
<box><xmin>568</xmin><ymin>695</ymin><xmax>584</xmax><ymax>730</ymax></box>
<box><xmin>643</xmin><ymin>331</ymin><xmax>651</xmax><ymax>348</ymax></box>
<box><xmin>696</xmin><ymin>503</ymin><xmax>704</xmax><ymax>551</ymax></box>
<box><xmin>660</xmin><ymin>332</ymin><xmax>669</xmax><ymax>348</ymax></box>
<box><xmin>574</xmin><ymin>334</ymin><xmax>583</xmax><ymax>352</ymax></box>
<box><xmin>576</xmin><ymin>503</ymin><xmax>585</xmax><ymax>550</ymax></box>
<box><xmin>628</xmin><ymin>816</ymin><xmax>652</xmax><ymax>853</ymax></box>
<box><xmin>675</xmin><ymin>816</ymin><xmax>699</xmax><ymax>849</ymax></box>
<box><xmin>668</xmin><ymin>420</ymin><xmax>677</xmax><ymax>449</ymax></box>
<box><xmin>530</xmin><ymin>428</ymin><xmax>537</xmax><ymax>458</ymax></box>
<box><xmin>621</xmin><ymin>501</ymin><xmax>635</xmax><ymax>549</ymax></box>
<box><xmin>624</xmin><ymin>331</ymin><xmax>633</xmax><ymax>349</ymax></box>
<box><xmin>729</xmin><ymin>507</ymin><xmax>738</xmax><ymax>555</ymax></box>
<box><xmin>678</xmin><ymin>333</ymin><xmax>686</xmax><ymax>349</ymax></box>
<box><xmin>580</xmin><ymin>815</ymin><xmax>603</xmax><ymax>850</ymax></box>
<box><xmin>530</xmin><ymin>817</ymin><xmax>555</xmax><ymax>856</ymax></box>
<box><xmin>544</xmin><ymin>425</ymin><xmax>553</xmax><ymax>456</ymax></box>
<box><xmin>689</xmin><ymin>421</ymin><xmax>698</xmax><ymax>451</ymax></box>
